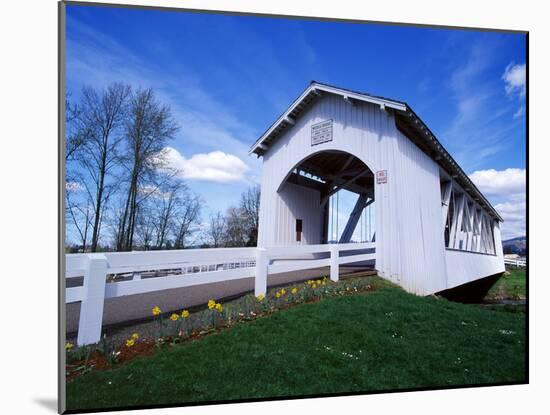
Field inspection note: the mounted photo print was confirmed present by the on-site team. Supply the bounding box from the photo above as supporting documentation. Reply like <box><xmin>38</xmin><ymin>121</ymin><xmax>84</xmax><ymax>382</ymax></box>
<box><xmin>59</xmin><ymin>1</ymin><xmax>528</xmax><ymax>413</ymax></box>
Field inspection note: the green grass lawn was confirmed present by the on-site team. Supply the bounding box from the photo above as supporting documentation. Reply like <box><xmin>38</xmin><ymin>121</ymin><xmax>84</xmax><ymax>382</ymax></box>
<box><xmin>66</xmin><ymin>283</ymin><xmax>526</xmax><ymax>411</ymax></box>
<box><xmin>487</xmin><ymin>269</ymin><xmax>526</xmax><ymax>300</ymax></box>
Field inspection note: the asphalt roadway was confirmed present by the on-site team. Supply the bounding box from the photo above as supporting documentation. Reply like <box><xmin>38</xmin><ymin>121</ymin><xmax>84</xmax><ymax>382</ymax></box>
<box><xmin>65</xmin><ymin>266</ymin><xmax>373</xmax><ymax>336</ymax></box>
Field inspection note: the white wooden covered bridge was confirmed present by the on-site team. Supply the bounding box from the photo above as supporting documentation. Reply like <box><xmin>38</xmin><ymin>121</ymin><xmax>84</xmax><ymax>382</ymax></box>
<box><xmin>251</xmin><ymin>81</ymin><xmax>505</xmax><ymax>296</ymax></box>
<box><xmin>66</xmin><ymin>81</ymin><xmax>505</xmax><ymax>345</ymax></box>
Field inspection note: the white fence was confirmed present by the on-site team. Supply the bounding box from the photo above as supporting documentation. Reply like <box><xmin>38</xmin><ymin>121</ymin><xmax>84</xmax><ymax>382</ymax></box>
<box><xmin>504</xmin><ymin>258</ymin><xmax>527</xmax><ymax>268</ymax></box>
<box><xmin>66</xmin><ymin>242</ymin><xmax>376</xmax><ymax>345</ymax></box>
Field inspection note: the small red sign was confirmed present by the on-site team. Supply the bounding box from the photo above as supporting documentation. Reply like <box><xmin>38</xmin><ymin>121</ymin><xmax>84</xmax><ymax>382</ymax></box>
<box><xmin>376</xmin><ymin>170</ymin><xmax>388</xmax><ymax>184</ymax></box>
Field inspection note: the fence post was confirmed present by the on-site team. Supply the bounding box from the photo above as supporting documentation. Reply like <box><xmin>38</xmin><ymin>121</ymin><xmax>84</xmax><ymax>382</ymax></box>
<box><xmin>330</xmin><ymin>244</ymin><xmax>339</xmax><ymax>282</ymax></box>
<box><xmin>255</xmin><ymin>247</ymin><xmax>268</xmax><ymax>297</ymax></box>
<box><xmin>77</xmin><ymin>254</ymin><xmax>108</xmax><ymax>346</ymax></box>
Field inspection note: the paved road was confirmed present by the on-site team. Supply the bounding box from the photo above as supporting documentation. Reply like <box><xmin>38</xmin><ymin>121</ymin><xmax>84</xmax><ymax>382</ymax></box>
<box><xmin>66</xmin><ymin>266</ymin><xmax>372</xmax><ymax>335</ymax></box>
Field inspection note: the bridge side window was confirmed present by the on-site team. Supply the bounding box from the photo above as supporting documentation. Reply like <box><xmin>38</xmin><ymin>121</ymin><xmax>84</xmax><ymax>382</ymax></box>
<box><xmin>440</xmin><ymin>178</ymin><xmax>496</xmax><ymax>254</ymax></box>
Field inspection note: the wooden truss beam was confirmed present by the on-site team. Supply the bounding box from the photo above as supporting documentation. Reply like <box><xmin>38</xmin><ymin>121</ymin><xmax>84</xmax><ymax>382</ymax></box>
<box><xmin>339</xmin><ymin>194</ymin><xmax>373</xmax><ymax>243</ymax></box>
<box><xmin>320</xmin><ymin>170</ymin><xmax>369</xmax><ymax>208</ymax></box>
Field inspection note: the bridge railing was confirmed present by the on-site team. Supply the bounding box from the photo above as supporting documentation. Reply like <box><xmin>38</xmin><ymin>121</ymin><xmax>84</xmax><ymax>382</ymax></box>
<box><xmin>66</xmin><ymin>242</ymin><xmax>376</xmax><ymax>345</ymax></box>
<box><xmin>504</xmin><ymin>258</ymin><xmax>526</xmax><ymax>268</ymax></box>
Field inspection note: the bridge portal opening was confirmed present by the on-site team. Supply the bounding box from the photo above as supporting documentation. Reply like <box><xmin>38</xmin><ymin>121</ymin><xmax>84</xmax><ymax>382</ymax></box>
<box><xmin>278</xmin><ymin>150</ymin><xmax>375</xmax><ymax>245</ymax></box>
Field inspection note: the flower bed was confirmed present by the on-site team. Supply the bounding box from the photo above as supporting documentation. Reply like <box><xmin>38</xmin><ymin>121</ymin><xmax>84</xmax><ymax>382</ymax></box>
<box><xmin>66</xmin><ymin>275</ymin><xmax>385</xmax><ymax>380</ymax></box>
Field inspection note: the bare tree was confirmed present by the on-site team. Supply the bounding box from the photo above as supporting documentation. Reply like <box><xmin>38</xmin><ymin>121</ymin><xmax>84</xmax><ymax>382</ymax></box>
<box><xmin>153</xmin><ymin>181</ymin><xmax>185</xmax><ymax>249</ymax></box>
<box><xmin>224</xmin><ymin>206</ymin><xmax>248</xmax><ymax>247</ymax></box>
<box><xmin>240</xmin><ymin>185</ymin><xmax>260</xmax><ymax>246</ymax></box>
<box><xmin>117</xmin><ymin>88</ymin><xmax>179</xmax><ymax>251</ymax></box>
<box><xmin>173</xmin><ymin>194</ymin><xmax>202</xmax><ymax>249</ymax></box>
<box><xmin>73</xmin><ymin>83</ymin><xmax>131</xmax><ymax>251</ymax></box>
<box><xmin>208</xmin><ymin>211</ymin><xmax>226</xmax><ymax>247</ymax></box>
<box><xmin>135</xmin><ymin>204</ymin><xmax>156</xmax><ymax>250</ymax></box>
<box><xmin>65</xmin><ymin>185</ymin><xmax>94</xmax><ymax>252</ymax></box>
<box><xmin>65</xmin><ymin>93</ymin><xmax>86</xmax><ymax>161</ymax></box>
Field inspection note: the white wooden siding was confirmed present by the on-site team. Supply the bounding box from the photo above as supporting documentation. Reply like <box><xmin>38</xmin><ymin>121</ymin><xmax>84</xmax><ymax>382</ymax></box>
<box><xmin>445</xmin><ymin>221</ymin><xmax>504</xmax><ymax>288</ymax></box>
<box><xmin>274</xmin><ymin>182</ymin><xmax>322</xmax><ymax>245</ymax></box>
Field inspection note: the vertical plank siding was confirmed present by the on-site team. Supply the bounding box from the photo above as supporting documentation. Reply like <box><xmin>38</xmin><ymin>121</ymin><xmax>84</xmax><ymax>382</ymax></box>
<box><xmin>258</xmin><ymin>93</ymin><xmax>504</xmax><ymax>295</ymax></box>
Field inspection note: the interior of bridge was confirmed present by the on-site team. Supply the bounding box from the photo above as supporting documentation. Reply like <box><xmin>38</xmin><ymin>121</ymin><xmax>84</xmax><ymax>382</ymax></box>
<box><xmin>281</xmin><ymin>150</ymin><xmax>375</xmax><ymax>244</ymax></box>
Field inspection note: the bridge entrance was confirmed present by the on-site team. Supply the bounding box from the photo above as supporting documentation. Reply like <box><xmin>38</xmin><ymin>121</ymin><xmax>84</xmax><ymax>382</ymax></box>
<box><xmin>277</xmin><ymin>150</ymin><xmax>375</xmax><ymax>246</ymax></box>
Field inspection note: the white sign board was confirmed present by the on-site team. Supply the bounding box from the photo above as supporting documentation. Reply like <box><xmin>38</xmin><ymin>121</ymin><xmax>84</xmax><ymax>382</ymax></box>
<box><xmin>311</xmin><ymin>119</ymin><xmax>333</xmax><ymax>146</ymax></box>
<box><xmin>376</xmin><ymin>170</ymin><xmax>388</xmax><ymax>184</ymax></box>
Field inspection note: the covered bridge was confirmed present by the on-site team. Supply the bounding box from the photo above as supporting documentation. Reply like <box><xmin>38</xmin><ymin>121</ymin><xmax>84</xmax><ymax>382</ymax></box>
<box><xmin>250</xmin><ymin>81</ymin><xmax>505</xmax><ymax>296</ymax></box>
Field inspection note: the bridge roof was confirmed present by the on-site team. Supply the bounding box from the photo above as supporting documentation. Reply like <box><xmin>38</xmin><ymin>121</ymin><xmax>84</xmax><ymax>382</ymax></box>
<box><xmin>249</xmin><ymin>81</ymin><xmax>502</xmax><ymax>222</ymax></box>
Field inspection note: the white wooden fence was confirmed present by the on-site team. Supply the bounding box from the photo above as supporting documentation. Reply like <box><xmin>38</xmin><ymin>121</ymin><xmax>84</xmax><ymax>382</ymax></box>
<box><xmin>504</xmin><ymin>258</ymin><xmax>527</xmax><ymax>268</ymax></box>
<box><xmin>66</xmin><ymin>243</ymin><xmax>375</xmax><ymax>345</ymax></box>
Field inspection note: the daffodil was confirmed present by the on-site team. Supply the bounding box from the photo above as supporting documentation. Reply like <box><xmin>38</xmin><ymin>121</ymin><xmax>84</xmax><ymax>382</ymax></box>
<box><xmin>170</xmin><ymin>313</ymin><xmax>179</xmax><ymax>321</ymax></box>
<box><xmin>207</xmin><ymin>299</ymin><xmax>216</xmax><ymax>309</ymax></box>
<box><xmin>181</xmin><ymin>310</ymin><xmax>190</xmax><ymax>318</ymax></box>
<box><xmin>257</xmin><ymin>294</ymin><xmax>264</xmax><ymax>301</ymax></box>
<box><xmin>312</xmin><ymin>284</ymin><xmax>317</xmax><ymax>289</ymax></box>
<box><xmin>215</xmin><ymin>303</ymin><xmax>223</xmax><ymax>313</ymax></box>
<box><xmin>291</xmin><ymin>287</ymin><xmax>297</xmax><ymax>294</ymax></box>
<box><xmin>152</xmin><ymin>306</ymin><xmax>161</xmax><ymax>316</ymax></box>
<box><xmin>281</xmin><ymin>289</ymin><xmax>286</xmax><ymax>295</ymax></box>
<box><xmin>65</xmin><ymin>342</ymin><xmax>73</xmax><ymax>351</ymax></box>
<box><xmin>126</xmin><ymin>338</ymin><xmax>135</xmax><ymax>347</ymax></box>
<box><xmin>275</xmin><ymin>291</ymin><xmax>281</xmax><ymax>298</ymax></box>
<box><xmin>131</xmin><ymin>333</ymin><xmax>139</xmax><ymax>340</ymax></box>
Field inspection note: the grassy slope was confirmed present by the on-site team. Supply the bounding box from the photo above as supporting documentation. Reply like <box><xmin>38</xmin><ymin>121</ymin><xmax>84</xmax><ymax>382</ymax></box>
<box><xmin>67</xmin><ymin>286</ymin><xmax>525</xmax><ymax>411</ymax></box>
<box><xmin>487</xmin><ymin>269</ymin><xmax>526</xmax><ymax>300</ymax></box>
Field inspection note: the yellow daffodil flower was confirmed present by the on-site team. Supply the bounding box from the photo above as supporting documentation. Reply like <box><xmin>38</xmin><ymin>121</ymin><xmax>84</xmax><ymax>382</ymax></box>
<box><xmin>207</xmin><ymin>299</ymin><xmax>216</xmax><ymax>309</ymax></box>
<box><xmin>170</xmin><ymin>313</ymin><xmax>179</xmax><ymax>321</ymax></box>
<box><xmin>215</xmin><ymin>303</ymin><xmax>223</xmax><ymax>313</ymax></box>
<box><xmin>291</xmin><ymin>288</ymin><xmax>297</xmax><ymax>294</ymax></box>
<box><xmin>181</xmin><ymin>310</ymin><xmax>190</xmax><ymax>318</ymax></box>
<box><xmin>126</xmin><ymin>339</ymin><xmax>135</xmax><ymax>347</ymax></box>
<box><xmin>131</xmin><ymin>333</ymin><xmax>139</xmax><ymax>340</ymax></box>
<box><xmin>65</xmin><ymin>342</ymin><xmax>73</xmax><ymax>351</ymax></box>
<box><xmin>152</xmin><ymin>306</ymin><xmax>161</xmax><ymax>316</ymax></box>
<box><xmin>257</xmin><ymin>294</ymin><xmax>265</xmax><ymax>301</ymax></box>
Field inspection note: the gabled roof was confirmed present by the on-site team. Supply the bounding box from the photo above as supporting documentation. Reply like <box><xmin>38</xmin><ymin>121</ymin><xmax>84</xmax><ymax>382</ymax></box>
<box><xmin>249</xmin><ymin>81</ymin><xmax>502</xmax><ymax>222</ymax></box>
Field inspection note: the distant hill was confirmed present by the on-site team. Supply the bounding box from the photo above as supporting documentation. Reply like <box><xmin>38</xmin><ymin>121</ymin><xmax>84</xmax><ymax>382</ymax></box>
<box><xmin>502</xmin><ymin>236</ymin><xmax>526</xmax><ymax>256</ymax></box>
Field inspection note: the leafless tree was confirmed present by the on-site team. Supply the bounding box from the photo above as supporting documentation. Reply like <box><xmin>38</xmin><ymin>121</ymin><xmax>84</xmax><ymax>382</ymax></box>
<box><xmin>224</xmin><ymin>206</ymin><xmax>248</xmax><ymax>247</ymax></box>
<box><xmin>135</xmin><ymin>204</ymin><xmax>156</xmax><ymax>250</ymax></box>
<box><xmin>173</xmin><ymin>194</ymin><xmax>202</xmax><ymax>249</ymax></box>
<box><xmin>240</xmin><ymin>185</ymin><xmax>261</xmax><ymax>246</ymax></box>
<box><xmin>117</xmin><ymin>88</ymin><xmax>179</xmax><ymax>251</ymax></box>
<box><xmin>153</xmin><ymin>181</ymin><xmax>185</xmax><ymax>249</ymax></box>
<box><xmin>73</xmin><ymin>83</ymin><xmax>131</xmax><ymax>251</ymax></box>
<box><xmin>208</xmin><ymin>211</ymin><xmax>226</xmax><ymax>247</ymax></box>
<box><xmin>65</xmin><ymin>185</ymin><xmax>94</xmax><ymax>252</ymax></box>
<box><xmin>65</xmin><ymin>93</ymin><xmax>86</xmax><ymax>161</ymax></box>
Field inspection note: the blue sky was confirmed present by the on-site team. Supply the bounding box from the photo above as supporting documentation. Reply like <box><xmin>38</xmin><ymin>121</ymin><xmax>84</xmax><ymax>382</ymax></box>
<box><xmin>66</xmin><ymin>4</ymin><xmax>526</xmax><ymax>240</ymax></box>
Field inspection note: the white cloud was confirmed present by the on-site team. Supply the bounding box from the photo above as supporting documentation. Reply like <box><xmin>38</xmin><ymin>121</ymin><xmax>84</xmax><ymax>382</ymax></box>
<box><xmin>502</xmin><ymin>62</ymin><xmax>526</xmax><ymax>98</ymax></box>
<box><xmin>469</xmin><ymin>168</ymin><xmax>526</xmax><ymax>239</ymax></box>
<box><xmin>494</xmin><ymin>201</ymin><xmax>526</xmax><ymax>239</ymax></box>
<box><xmin>65</xmin><ymin>181</ymin><xmax>82</xmax><ymax>192</ymax></box>
<box><xmin>164</xmin><ymin>147</ymin><xmax>250</xmax><ymax>183</ymax></box>
<box><xmin>469</xmin><ymin>168</ymin><xmax>526</xmax><ymax>198</ymax></box>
